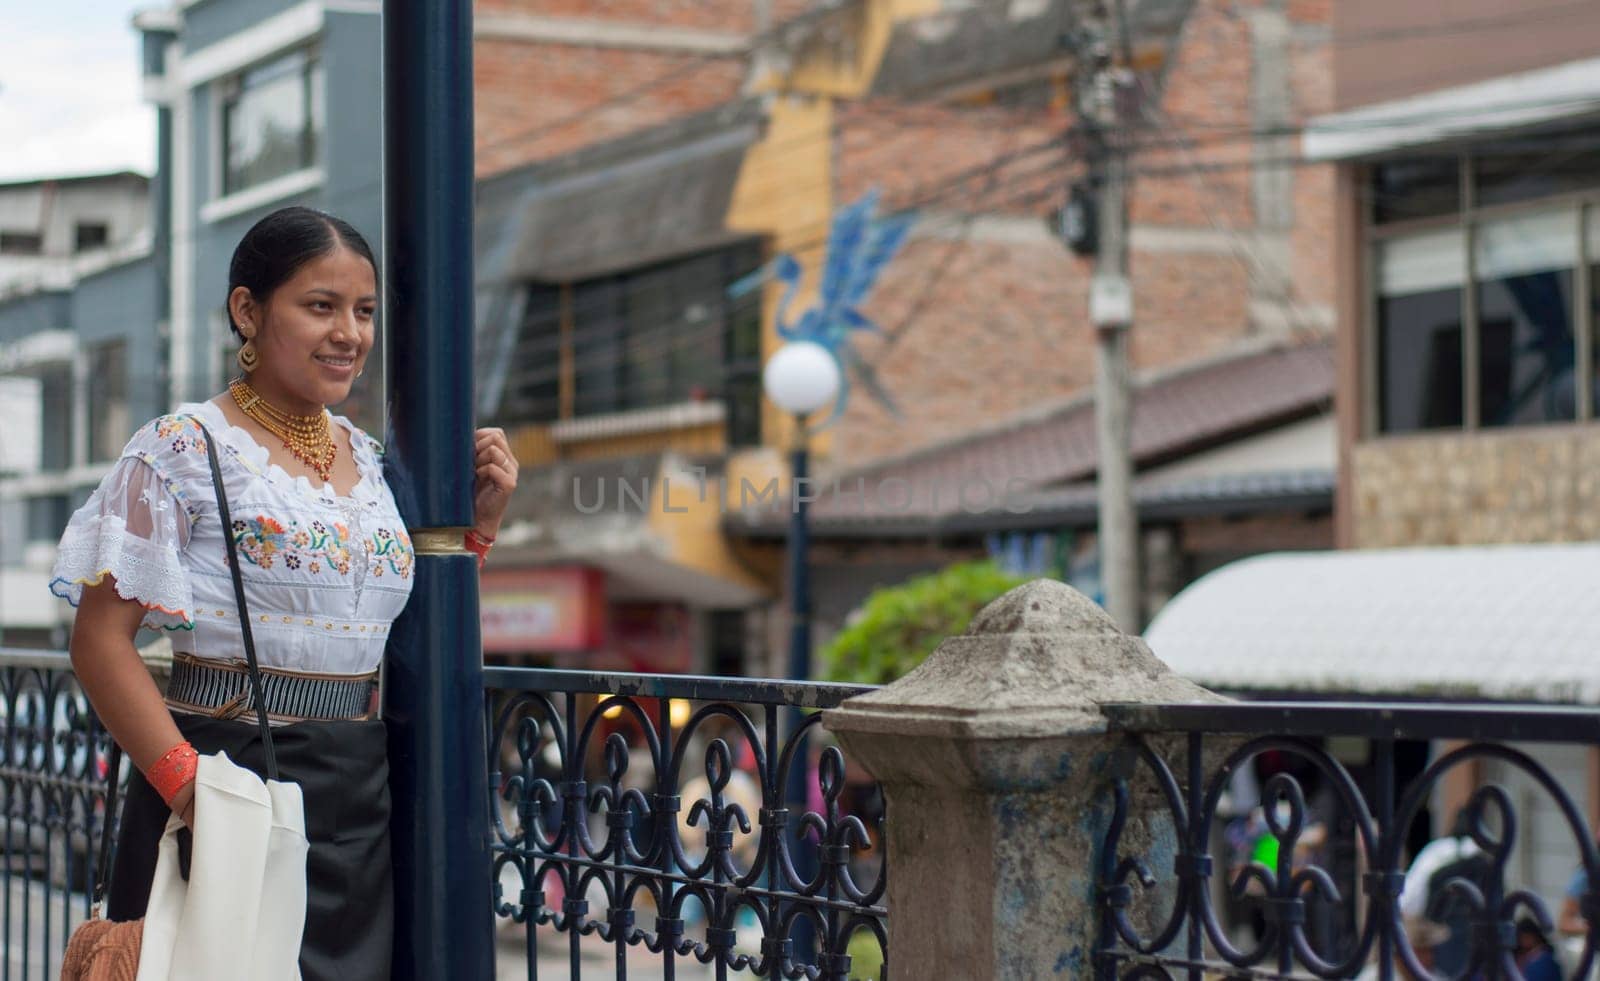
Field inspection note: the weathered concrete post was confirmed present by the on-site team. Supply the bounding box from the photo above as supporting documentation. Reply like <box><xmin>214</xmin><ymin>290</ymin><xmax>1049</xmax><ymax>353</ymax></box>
<box><xmin>825</xmin><ymin>579</ymin><xmax>1216</xmax><ymax>979</ymax></box>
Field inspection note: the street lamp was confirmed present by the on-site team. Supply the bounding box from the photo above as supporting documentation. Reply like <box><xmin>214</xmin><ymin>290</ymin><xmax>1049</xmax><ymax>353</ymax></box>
<box><xmin>762</xmin><ymin>341</ymin><xmax>841</xmax><ymax>687</ymax></box>
<box><xmin>762</xmin><ymin>340</ymin><xmax>840</xmax><ymax>964</ymax></box>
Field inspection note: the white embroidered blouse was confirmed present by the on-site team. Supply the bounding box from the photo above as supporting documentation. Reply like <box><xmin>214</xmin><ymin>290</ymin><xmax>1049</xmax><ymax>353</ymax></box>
<box><xmin>49</xmin><ymin>400</ymin><xmax>416</xmax><ymax>675</ymax></box>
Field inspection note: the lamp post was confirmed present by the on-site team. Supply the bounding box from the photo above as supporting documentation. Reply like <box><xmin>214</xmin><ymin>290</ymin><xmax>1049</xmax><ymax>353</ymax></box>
<box><xmin>761</xmin><ymin>340</ymin><xmax>841</xmax><ymax>963</ymax></box>
<box><xmin>763</xmin><ymin>341</ymin><xmax>841</xmax><ymax>686</ymax></box>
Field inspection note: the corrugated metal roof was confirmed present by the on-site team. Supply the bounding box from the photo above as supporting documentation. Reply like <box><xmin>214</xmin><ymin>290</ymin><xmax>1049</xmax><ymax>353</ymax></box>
<box><xmin>729</xmin><ymin>339</ymin><xmax>1334</xmax><ymax>535</ymax></box>
<box><xmin>728</xmin><ymin>467</ymin><xmax>1332</xmax><ymax>539</ymax></box>
<box><xmin>1145</xmin><ymin>544</ymin><xmax>1600</xmax><ymax>704</ymax></box>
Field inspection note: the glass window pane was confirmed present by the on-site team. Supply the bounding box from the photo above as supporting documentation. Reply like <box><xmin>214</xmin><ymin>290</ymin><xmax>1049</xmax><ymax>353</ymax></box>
<box><xmin>222</xmin><ymin>50</ymin><xmax>318</xmax><ymax>195</ymax></box>
<box><xmin>1379</xmin><ymin>288</ymin><xmax>1464</xmax><ymax>433</ymax></box>
<box><xmin>38</xmin><ymin>366</ymin><xmax>74</xmax><ymax>470</ymax></box>
<box><xmin>1372</xmin><ymin>157</ymin><xmax>1460</xmax><ymax>225</ymax></box>
<box><xmin>1378</xmin><ymin>227</ymin><xmax>1465</xmax><ymax>296</ymax></box>
<box><xmin>1475</xmin><ymin>128</ymin><xmax>1600</xmax><ymax>209</ymax></box>
<box><xmin>506</xmin><ymin>285</ymin><xmax>562</xmax><ymax>422</ymax></box>
<box><xmin>1475</xmin><ymin>211</ymin><xmax>1577</xmax><ymax>426</ymax></box>
<box><xmin>1592</xmin><ymin>262</ymin><xmax>1599</xmax><ymax>419</ymax></box>
<box><xmin>573</xmin><ymin>280</ymin><xmax>623</xmax><ymax>416</ymax></box>
<box><xmin>621</xmin><ymin>266</ymin><xmax>676</xmax><ymax>409</ymax></box>
<box><xmin>87</xmin><ymin>340</ymin><xmax>128</xmax><ymax>462</ymax></box>
<box><xmin>1590</xmin><ymin>208</ymin><xmax>1600</xmax><ymax>419</ymax></box>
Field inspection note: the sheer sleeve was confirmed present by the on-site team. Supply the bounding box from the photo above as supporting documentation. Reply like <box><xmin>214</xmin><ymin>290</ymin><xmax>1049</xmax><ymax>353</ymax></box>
<box><xmin>49</xmin><ymin>452</ymin><xmax>195</xmax><ymax>631</ymax></box>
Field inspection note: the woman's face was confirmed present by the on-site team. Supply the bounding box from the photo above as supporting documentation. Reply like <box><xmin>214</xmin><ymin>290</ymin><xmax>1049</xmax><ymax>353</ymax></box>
<box><xmin>232</xmin><ymin>244</ymin><xmax>377</xmax><ymax>412</ymax></box>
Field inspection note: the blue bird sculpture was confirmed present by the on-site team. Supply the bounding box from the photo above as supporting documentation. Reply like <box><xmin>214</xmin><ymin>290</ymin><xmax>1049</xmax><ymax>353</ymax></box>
<box><xmin>730</xmin><ymin>189</ymin><xmax>916</xmax><ymax>429</ymax></box>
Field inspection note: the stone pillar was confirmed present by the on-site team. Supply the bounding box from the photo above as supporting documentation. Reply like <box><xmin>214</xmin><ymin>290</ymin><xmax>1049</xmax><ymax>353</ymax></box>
<box><xmin>825</xmin><ymin>579</ymin><xmax>1217</xmax><ymax>979</ymax></box>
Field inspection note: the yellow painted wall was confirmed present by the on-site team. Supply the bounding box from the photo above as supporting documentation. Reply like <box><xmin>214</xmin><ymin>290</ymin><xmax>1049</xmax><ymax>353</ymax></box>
<box><xmin>647</xmin><ymin>454</ymin><xmax>772</xmax><ymax>597</ymax></box>
<box><xmin>725</xmin><ymin>94</ymin><xmax>836</xmax><ymax>461</ymax></box>
<box><xmin>749</xmin><ymin>0</ymin><xmax>940</xmax><ymax>99</ymax></box>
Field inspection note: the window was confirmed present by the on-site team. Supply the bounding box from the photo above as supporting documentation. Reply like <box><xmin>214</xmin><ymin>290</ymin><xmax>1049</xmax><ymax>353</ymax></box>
<box><xmin>724</xmin><ymin>276</ymin><xmax>764</xmax><ymax>447</ymax></box>
<box><xmin>1590</xmin><ymin>210</ymin><xmax>1600</xmax><ymax>418</ymax></box>
<box><xmin>500</xmin><ymin>243</ymin><xmax>767</xmax><ymax>431</ymax></box>
<box><xmin>0</xmin><ymin>231</ymin><xmax>43</xmax><ymax>256</ymax></box>
<box><xmin>87</xmin><ymin>340</ymin><xmax>129</xmax><ymax>462</ymax></box>
<box><xmin>220</xmin><ymin>47</ymin><xmax>323</xmax><ymax>196</ymax></box>
<box><xmin>1377</xmin><ymin>230</ymin><xmax>1463</xmax><ymax>433</ymax></box>
<box><xmin>38</xmin><ymin>366</ymin><xmax>74</xmax><ymax>472</ymax></box>
<box><xmin>26</xmin><ymin>495</ymin><xmax>69</xmax><ymax>545</ymax></box>
<box><xmin>1372</xmin><ymin>157</ymin><xmax>1459</xmax><ymax>225</ymax></box>
<box><xmin>74</xmin><ymin>222</ymin><xmax>109</xmax><ymax>252</ymax></box>
<box><xmin>1368</xmin><ymin>132</ymin><xmax>1600</xmax><ymax>434</ymax></box>
<box><xmin>1475</xmin><ymin>211</ymin><xmax>1575</xmax><ymax>427</ymax></box>
<box><xmin>1474</xmin><ymin>130</ymin><xmax>1600</xmax><ymax>209</ymax></box>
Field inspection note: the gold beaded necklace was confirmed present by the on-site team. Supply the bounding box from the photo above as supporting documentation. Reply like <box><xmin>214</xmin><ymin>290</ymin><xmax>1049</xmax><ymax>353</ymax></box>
<box><xmin>228</xmin><ymin>377</ymin><xmax>338</xmax><ymax>482</ymax></box>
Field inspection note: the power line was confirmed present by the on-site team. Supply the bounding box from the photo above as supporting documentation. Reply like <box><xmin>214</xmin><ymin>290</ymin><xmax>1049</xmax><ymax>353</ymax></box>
<box><xmin>1129</xmin><ymin>75</ymin><xmax>1326</xmax><ymax>342</ymax></box>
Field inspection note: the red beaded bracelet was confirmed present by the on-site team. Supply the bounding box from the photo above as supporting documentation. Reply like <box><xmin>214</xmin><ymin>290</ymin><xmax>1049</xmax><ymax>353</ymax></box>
<box><xmin>464</xmin><ymin>529</ymin><xmax>494</xmax><ymax>569</ymax></box>
<box><xmin>146</xmin><ymin>741</ymin><xmax>199</xmax><ymax>808</ymax></box>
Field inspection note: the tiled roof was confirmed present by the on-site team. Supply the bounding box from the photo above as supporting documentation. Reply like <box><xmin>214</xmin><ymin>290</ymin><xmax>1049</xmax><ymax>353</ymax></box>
<box><xmin>945</xmin><ymin>468</ymin><xmax>1335</xmax><ymax>533</ymax></box>
<box><xmin>727</xmin><ymin>339</ymin><xmax>1333</xmax><ymax>535</ymax></box>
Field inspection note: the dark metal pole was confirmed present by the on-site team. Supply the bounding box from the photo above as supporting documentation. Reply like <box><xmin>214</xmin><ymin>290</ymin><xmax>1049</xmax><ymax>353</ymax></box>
<box><xmin>785</xmin><ymin>419</ymin><xmax>812</xmax><ymax>688</ymax></box>
<box><xmin>784</xmin><ymin>414</ymin><xmax>818</xmax><ymax>962</ymax></box>
<box><xmin>381</xmin><ymin>2</ymin><xmax>494</xmax><ymax>979</ymax></box>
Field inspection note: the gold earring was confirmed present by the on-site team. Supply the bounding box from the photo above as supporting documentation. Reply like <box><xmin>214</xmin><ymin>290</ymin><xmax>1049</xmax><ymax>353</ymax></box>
<box><xmin>237</xmin><ymin>338</ymin><xmax>260</xmax><ymax>373</ymax></box>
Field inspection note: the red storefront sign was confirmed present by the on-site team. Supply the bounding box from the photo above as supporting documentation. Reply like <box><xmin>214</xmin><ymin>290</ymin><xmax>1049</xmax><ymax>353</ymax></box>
<box><xmin>480</xmin><ymin>566</ymin><xmax>605</xmax><ymax>653</ymax></box>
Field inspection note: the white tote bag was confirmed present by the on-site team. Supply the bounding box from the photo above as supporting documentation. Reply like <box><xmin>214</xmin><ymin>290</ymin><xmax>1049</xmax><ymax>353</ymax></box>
<box><xmin>135</xmin><ymin>751</ymin><xmax>309</xmax><ymax>981</ymax></box>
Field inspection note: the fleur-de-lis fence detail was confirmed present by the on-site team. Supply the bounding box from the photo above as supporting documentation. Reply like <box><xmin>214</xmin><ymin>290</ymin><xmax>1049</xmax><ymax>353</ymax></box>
<box><xmin>488</xmin><ymin>669</ymin><xmax>886</xmax><ymax>980</ymax></box>
<box><xmin>1095</xmin><ymin>704</ymin><xmax>1600</xmax><ymax>981</ymax></box>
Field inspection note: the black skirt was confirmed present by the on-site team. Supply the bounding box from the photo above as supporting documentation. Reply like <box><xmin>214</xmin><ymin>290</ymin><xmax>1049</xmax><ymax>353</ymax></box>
<box><xmin>107</xmin><ymin>712</ymin><xmax>393</xmax><ymax>981</ymax></box>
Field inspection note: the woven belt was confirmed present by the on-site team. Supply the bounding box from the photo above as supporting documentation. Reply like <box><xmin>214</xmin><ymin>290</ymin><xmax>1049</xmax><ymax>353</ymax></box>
<box><xmin>166</xmin><ymin>654</ymin><xmax>377</xmax><ymax>723</ymax></box>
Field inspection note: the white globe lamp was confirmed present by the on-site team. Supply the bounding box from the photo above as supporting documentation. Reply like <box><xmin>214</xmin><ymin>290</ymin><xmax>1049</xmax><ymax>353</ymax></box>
<box><xmin>762</xmin><ymin>341</ymin><xmax>842</xmax><ymax>417</ymax></box>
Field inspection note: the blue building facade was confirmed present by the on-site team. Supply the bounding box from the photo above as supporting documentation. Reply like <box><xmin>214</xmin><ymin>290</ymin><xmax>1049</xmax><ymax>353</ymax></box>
<box><xmin>139</xmin><ymin>0</ymin><xmax>384</xmax><ymax>427</ymax></box>
<box><xmin>0</xmin><ymin>1</ymin><xmax>387</xmax><ymax>644</ymax></box>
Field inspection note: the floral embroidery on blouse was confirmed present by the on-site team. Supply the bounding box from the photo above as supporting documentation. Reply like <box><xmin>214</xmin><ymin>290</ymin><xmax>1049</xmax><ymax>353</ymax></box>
<box><xmin>368</xmin><ymin>527</ymin><xmax>414</xmax><ymax>579</ymax></box>
<box><xmin>233</xmin><ymin>516</ymin><xmax>354</xmax><ymax>575</ymax></box>
<box><xmin>153</xmin><ymin>416</ymin><xmax>208</xmax><ymax>456</ymax></box>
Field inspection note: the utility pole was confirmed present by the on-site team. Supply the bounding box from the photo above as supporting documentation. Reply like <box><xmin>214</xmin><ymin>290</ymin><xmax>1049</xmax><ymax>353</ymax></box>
<box><xmin>1082</xmin><ymin>1</ymin><xmax>1139</xmax><ymax>631</ymax></box>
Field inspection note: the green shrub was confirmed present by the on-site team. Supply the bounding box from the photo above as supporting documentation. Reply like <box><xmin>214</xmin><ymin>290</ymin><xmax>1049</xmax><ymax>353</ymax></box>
<box><xmin>820</xmin><ymin>560</ymin><xmax>1030</xmax><ymax>686</ymax></box>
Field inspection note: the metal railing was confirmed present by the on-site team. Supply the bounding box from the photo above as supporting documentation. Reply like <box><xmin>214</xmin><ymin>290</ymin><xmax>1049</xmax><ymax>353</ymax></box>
<box><xmin>485</xmin><ymin>667</ymin><xmax>887</xmax><ymax>980</ymax></box>
<box><xmin>0</xmin><ymin>652</ymin><xmax>889</xmax><ymax>980</ymax></box>
<box><xmin>1095</xmin><ymin>701</ymin><xmax>1600</xmax><ymax>980</ymax></box>
<box><xmin>0</xmin><ymin>651</ymin><xmax>119</xmax><ymax>981</ymax></box>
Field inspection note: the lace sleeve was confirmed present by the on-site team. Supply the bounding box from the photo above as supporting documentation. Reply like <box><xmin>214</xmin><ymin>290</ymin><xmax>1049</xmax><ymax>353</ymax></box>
<box><xmin>49</xmin><ymin>454</ymin><xmax>195</xmax><ymax>631</ymax></box>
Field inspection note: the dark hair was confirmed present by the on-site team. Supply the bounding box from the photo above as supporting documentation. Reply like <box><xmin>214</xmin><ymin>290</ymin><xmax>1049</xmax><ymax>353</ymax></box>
<box><xmin>226</xmin><ymin>206</ymin><xmax>378</xmax><ymax>337</ymax></box>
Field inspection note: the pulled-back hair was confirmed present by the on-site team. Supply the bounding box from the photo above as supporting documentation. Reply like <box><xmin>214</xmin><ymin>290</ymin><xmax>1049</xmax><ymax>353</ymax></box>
<box><xmin>225</xmin><ymin>206</ymin><xmax>377</xmax><ymax>337</ymax></box>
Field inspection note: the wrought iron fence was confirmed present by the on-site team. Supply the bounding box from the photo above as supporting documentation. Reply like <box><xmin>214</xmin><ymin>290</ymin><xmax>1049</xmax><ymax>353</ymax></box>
<box><xmin>0</xmin><ymin>650</ymin><xmax>120</xmax><ymax>980</ymax></box>
<box><xmin>485</xmin><ymin>667</ymin><xmax>887</xmax><ymax>981</ymax></box>
<box><xmin>1096</xmin><ymin>701</ymin><xmax>1600</xmax><ymax>980</ymax></box>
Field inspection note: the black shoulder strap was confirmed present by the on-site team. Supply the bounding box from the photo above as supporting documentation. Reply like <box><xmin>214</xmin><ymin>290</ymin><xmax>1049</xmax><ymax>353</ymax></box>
<box><xmin>194</xmin><ymin>419</ymin><xmax>279</xmax><ymax>780</ymax></box>
<box><xmin>91</xmin><ymin>738</ymin><xmax>121</xmax><ymax>911</ymax></box>
<box><xmin>92</xmin><ymin>414</ymin><xmax>280</xmax><ymax>910</ymax></box>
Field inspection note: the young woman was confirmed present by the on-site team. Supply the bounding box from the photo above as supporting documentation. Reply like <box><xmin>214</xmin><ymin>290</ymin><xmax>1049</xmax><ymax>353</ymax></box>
<box><xmin>49</xmin><ymin>206</ymin><xmax>517</xmax><ymax>980</ymax></box>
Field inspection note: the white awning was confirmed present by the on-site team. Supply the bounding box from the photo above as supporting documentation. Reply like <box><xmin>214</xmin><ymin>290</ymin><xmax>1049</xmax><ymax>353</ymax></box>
<box><xmin>1303</xmin><ymin>55</ymin><xmax>1600</xmax><ymax>161</ymax></box>
<box><xmin>1144</xmin><ymin>544</ymin><xmax>1600</xmax><ymax>703</ymax></box>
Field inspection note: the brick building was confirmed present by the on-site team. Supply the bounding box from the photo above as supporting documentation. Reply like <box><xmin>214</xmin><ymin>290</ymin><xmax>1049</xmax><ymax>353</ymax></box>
<box><xmin>476</xmin><ymin>0</ymin><xmax>1342</xmax><ymax>669</ymax></box>
<box><xmin>1302</xmin><ymin>0</ymin><xmax>1600</xmax><ymax>548</ymax></box>
<box><xmin>1142</xmin><ymin>0</ymin><xmax>1600</xmax><ymax>910</ymax></box>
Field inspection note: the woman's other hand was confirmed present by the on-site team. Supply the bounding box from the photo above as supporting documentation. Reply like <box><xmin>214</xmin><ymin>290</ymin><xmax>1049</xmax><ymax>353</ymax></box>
<box><xmin>472</xmin><ymin>427</ymin><xmax>517</xmax><ymax>539</ymax></box>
